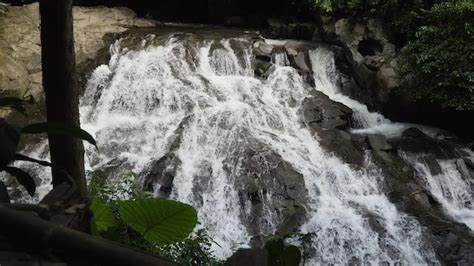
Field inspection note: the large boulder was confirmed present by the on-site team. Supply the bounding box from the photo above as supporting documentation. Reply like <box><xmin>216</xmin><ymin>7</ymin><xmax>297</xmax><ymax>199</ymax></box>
<box><xmin>302</xmin><ymin>90</ymin><xmax>370</xmax><ymax>166</ymax></box>
<box><xmin>0</xmin><ymin>3</ymin><xmax>156</xmax><ymax>123</ymax></box>
<box><xmin>302</xmin><ymin>91</ymin><xmax>353</xmax><ymax>132</ymax></box>
<box><xmin>324</xmin><ymin>18</ymin><xmax>400</xmax><ymax>111</ymax></box>
<box><xmin>234</xmin><ymin>139</ymin><xmax>308</xmax><ymax>237</ymax></box>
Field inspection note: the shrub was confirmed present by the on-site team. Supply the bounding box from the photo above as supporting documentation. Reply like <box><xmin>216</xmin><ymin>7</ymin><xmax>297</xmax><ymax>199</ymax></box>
<box><xmin>398</xmin><ymin>1</ymin><xmax>474</xmax><ymax>110</ymax></box>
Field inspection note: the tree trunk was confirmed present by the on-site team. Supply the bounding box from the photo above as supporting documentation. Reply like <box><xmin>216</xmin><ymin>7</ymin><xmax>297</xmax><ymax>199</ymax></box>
<box><xmin>39</xmin><ymin>0</ymin><xmax>86</xmax><ymax>197</ymax></box>
<box><xmin>0</xmin><ymin>205</ymin><xmax>177</xmax><ymax>266</ymax></box>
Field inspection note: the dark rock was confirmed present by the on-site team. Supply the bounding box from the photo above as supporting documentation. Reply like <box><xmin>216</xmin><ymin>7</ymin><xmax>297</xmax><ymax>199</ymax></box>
<box><xmin>302</xmin><ymin>91</ymin><xmax>353</xmax><ymax>132</ymax></box>
<box><xmin>456</xmin><ymin>159</ymin><xmax>474</xmax><ymax>180</ymax></box>
<box><xmin>367</xmin><ymin>134</ymin><xmax>392</xmax><ymax>151</ymax></box>
<box><xmin>253</xmin><ymin>59</ymin><xmax>272</xmax><ymax>78</ymax></box>
<box><xmin>293</xmin><ymin>51</ymin><xmax>311</xmax><ymax>72</ymax></box>
<box><xmin>253</xmin><ymin>41</ymin><xmax>273</xmax><ymax>56</ymax></box>
<box><xmin>465</xmin><ymin>158</ymin><xmax>474</xmax><ymax>171</ymax></box>
<box><xmin>318</xmin><ymin>129</ymin><xmax>367</xmax><ymax>166</ymax></box>
<box><xmin>391</xmin><ymin>135</ymin><xmax>467</xmax><ymax>160</ymax></box>
<box><xmin>224</xmin><ymin>249</ymin><xmax>268</xmax><ymax>266</ymax></box>
<box><xmin>235</xmin><ymin>140</ymin><xmax>308</xmax><ymax>236</ymax></box>
<box><xmin>142</xmin><ymin>155</ymin><xmax>178</xmax><ymax>197</ymax></box>
<box><xmin>402</xmin><ymin>127</ymin><xmax>427</xmax><ymax>139</ymax></box>
<box><xmin>412</xmin><ymin>191</ymin><xmax>432</xmax><ymax>210</ymax></box>
<box><xmin>421</xmin><ymin>155</ymin><xmax>443</xmax><ymax>176</ymax></box>
<box><xmin>140</xmin><ymin>117</ymin><xmax>189</xmax><ymax>196</ymax></box>
<box><xmin>301</xmin><ymin>91</ymin><xmax>370</xmax><ymax>166</ymax></box>
<box><xmin>357</xmin><ymin>38</ymin><xmax>383</xmax><ymax>57</ymax></box>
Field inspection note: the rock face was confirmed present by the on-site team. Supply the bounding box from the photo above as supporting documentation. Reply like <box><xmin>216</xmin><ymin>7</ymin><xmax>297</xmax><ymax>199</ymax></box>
<box><xmin>235</xmin><ymin>141</ymin><xmax>308</xmax><ymax>237</ymax></box>
<box><xmin>321</xmin><ymin>18</ymin><xmax>399</xmax><ymax>110</ymax></box>
<box><xmin>3</xmin><ymin>5</ymin><xmax>474</xmax><ymax>263</ymax></box>
<box><xmin>0</xmin><ymin>3</ymin><xmax>155</xmax><ymax>124</ymax></box>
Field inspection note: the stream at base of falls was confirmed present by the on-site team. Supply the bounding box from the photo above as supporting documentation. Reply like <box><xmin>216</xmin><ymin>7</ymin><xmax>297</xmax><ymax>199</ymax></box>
<box><xmin>3</xmin><ymin>26</ymin><xmax>474</xmax><ymax>264</ymax></box>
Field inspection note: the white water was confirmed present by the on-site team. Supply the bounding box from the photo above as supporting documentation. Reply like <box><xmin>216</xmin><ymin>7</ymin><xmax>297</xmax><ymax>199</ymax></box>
<box><xmin>76</xmin><ymin>35</ymin><xmax>438</xmax><ymax>263</ymax></box>
<box><xmin>401</xmin><ymin>151</ymin><xmax>474</xmax><ymax>231</ymax></box>
<box><xmin>5</xmin><ymin>31</ymin><xmax>473</xmax><ymax>263</ymax></box>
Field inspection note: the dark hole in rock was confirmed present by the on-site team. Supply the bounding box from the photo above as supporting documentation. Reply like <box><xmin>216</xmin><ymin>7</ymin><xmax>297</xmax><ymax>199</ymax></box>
<box><xmin>358</xmin><ymin>38</ymin><xmax>383</xmax><ymax>56</ymax></box>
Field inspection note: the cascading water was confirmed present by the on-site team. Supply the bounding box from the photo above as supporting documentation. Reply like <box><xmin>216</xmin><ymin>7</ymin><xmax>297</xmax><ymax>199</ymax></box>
<box><xmin>400</xmin><ymin>151</ymin><xmax>474</xmax><ymax>231</ymax></box>
<box><xmin>5</xmin><ymin>29</ymin><xmax>473</xmax><ymax>264</ymax></box>
<box><xmin>77</xmin><ymin>33</ymin><xmax>437</xmax><ymax>263</ymax></box>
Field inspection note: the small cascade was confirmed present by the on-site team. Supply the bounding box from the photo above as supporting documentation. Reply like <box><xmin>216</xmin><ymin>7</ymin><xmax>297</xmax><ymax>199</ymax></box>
<box><xmin>400</xmin><ymin>151</ymin><xmax>474</xmax><ymax>231</ymax></box>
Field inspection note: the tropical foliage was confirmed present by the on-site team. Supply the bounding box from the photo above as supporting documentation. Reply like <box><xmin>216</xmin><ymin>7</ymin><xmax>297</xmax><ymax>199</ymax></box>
<box><xmin>398</xmin><ymin>1</ymin><xmax>474</xmax><ymax>110</ymax></box>
<box><xmin>88</xmin><ymin>172</ymin><xmax>223</xmax><ymax>265</ymax></box>
<box><xmin>0</xmin><ymin>96</ymin><xmax>96</xmax><ymax>199</ymax></box>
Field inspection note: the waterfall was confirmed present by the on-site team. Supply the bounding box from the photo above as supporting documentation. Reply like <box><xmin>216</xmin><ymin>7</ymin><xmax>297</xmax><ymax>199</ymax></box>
<box><xmin>4</xmin><ymin>30</ymin><xmax>473</xmax><ymax>264</ymax></box>
<box><xmin>77</xmin><ymin>34</ymin><xmax>437</xmax><ymax>263</ymax></box>
<box><xmin>400</xmin><ymin>151</ymin><xmax>474</xmax><ymax>231</ymax></box>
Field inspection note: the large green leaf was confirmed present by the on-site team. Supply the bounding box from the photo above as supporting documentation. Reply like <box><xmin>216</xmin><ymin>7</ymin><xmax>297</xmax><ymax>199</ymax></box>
<box><xmin>265</xmin><ymin>237</ymin><xmax>302</xmax><ymax>266</ymax></box>
<box><xmin>282</xmin><ymin>245</ymin><xmax>302</xmax><ymax>266</ymax></box>
<box><xmin>0</xmin><ymin>119</ymin><xmax>20</xmax><ymax>168</ymax></box>
<box><xmin>3</xmin><ymin>166</ymin><xmax>36</xmax><ymax>196</ymax></box>
<box><xmin>119</xmin><ymin>198</ymin><xmax>198</xmax><ymax>245</ymax></box>
<box><xmin>265</xmin><ymin>238</ymin><xmax>285</xmax><ymax>265</ymax></box>
<box><xmin>21</xmin><ymin>122</ymin><xmax>97</xmax><ymax>148</ymax></box>
<box><xmin>90</xmin><ymin>198</ymin><xmax>118</xmax><ymax>235</ymax></box>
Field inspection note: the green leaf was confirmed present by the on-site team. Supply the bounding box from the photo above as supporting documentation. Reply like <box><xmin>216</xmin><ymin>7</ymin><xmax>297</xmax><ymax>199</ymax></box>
<box><xmin>265</xmin><ymin>237</ymin><xmax>285</xmax><ymax>265</ymax></box>
<box><xmin>119</xmin><ymin>198</ymin><xmax>198</xmax><ymax>245</ymax></box>
<box><xmin>13</xmin><ymin>154</ymin><xmax>52</xmax><ymax>167</ymax></box>
<box><xmin>3</xmin><ymin>167</ymin><xmax>36</xmax><ymax>196</ymax></box>
<box><xmin>90</xmin><ymin>198</ymin><xmax>118</xmax><ymax>234</ymax></box>
<box><xmin>0</xmin><ymin>119</ymin><xmax>20</xmax><ymax>168</ymax></box>
<box><xmin>283</xmin><ymin>245</ymin><xmax>302</xmax><ymax>266</ymax></box>
<box><xmin>21</xmin><ymin>122</ymin><xmax>97</xmax><ymax>148</ymax></box>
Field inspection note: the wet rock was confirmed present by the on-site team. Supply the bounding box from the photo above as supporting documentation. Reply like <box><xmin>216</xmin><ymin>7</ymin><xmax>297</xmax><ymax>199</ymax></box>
<box><xmin>253</xmin><ymin>59</ymin><xmax>272</xmax><ymax>78</ymax></box>
<box><xmin>421</xmin><ymin>155</ymin><xmax>443</xmax><ymax>176</ymax></box>
<box><xmin>142</xmin><ymin>155</ymin><xmax>178</xmax><ymax>197</ymax></box>
<box><xmin>318</xmin><ymin>129</ymin><xmax>367</xmax><ymax>166</ymax></box>
<box><xmin>367</xmin><ymin>134</ymin><xmax>392</xmax><ymax>151</ymax></box>
<box><xmin>302</xmin><ymin>91</ymin><xmax>370</xmax><ymax>166</ymax></box>
<box><xmin>456</xmin><ymin>159</ymin><xmax>474</xmax><ymax>180</ymax></box>
<box><xmin>437</xmin><ymin>232</ymin><xmax>474</xmax><ymax>265</ymax></box>
<box><xmin>464</xmin><ymin>158</ymin><xmax>474</xmax><ymax>171</ymax></box>
<box><xmin>253</xmin><ymin>41</ymin><xmax>273</xmax><ymax>57</ymax></box>
<box><xmin>302</xmin><ymin>91</ymin><xmax>353</xmax><ymax>132</ymax></box>
<box><xmin>140</xmin><ymin>117</ymin><xmax>188</xmax><ymax>197</ymax></box>
<box><xmin>235</xmin><ymin>140</ymin><xmax>308</xmax><ymax>236</ymax></box>
<box><xmin>391</xmin><ymin>135</ymin><xmax>467</xmax><ymax>160</ymax></box>
<box><xmin>402</xmin><ymin>127</ymin><xmax>427</xmax><ymax>139</ymax></box>
<box><xmin>411</xmin><ymin>191</ymin><xmax>432</xmax><ymax>210</ymax></box>
<box><xmin>293</xmin><ymin>51</ymin><xmax>311</xmax><ymax>72</ymax></box>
